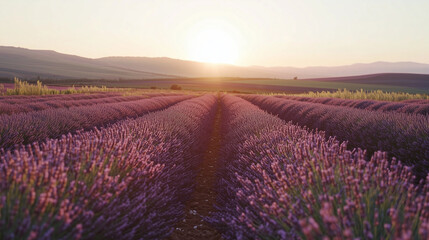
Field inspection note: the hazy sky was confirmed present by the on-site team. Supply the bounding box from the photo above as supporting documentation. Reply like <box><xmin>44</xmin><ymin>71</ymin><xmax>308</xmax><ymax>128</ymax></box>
<box><xmin>1</xmin><ymin>0</ymin><xmax>428</xmax><ymax>67</ymax></box>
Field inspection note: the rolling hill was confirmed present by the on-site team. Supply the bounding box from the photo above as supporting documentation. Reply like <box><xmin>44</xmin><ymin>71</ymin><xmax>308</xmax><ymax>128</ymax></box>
<box><xmin>1</xmin><ymin>46</ymin><xmax>429</xmax><ymax>81</ymax></box>
<box><xmin>0</xmin><ymin>46</ymin><xmax>176</xmax><ymax>79</ymax></box>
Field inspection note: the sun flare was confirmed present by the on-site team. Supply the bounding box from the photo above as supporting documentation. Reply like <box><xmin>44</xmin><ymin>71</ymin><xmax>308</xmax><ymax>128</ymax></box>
<box><xmin>188</xmin><ymin>21</ymin><xmax>239</xmax><ymax>64</ymax></box>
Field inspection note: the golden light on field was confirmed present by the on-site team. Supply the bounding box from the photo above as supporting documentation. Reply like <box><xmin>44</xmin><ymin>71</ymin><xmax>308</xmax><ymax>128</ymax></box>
<box><xmin>187</xmin><ymin>19</ymin><xmax>239</xmax><ymax>64</ymax></box>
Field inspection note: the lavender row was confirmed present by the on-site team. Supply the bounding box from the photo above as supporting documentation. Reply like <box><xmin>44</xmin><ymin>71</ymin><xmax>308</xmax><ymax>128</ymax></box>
<box><xmin>0</xmin><ymin>95</ymin><xmax>193</xmax><ymax>150</ymax></box>
<box><xmin>0</xmin><ymin>92</ymin><xmax>121</xmax><ymax>104</ymax></box>
<box><xmin>209</xmin><ymin>94</ymin><xmax>429</xmax><ymax>239</ymax></box>
<box><xmin>276</xmin><ymin>95</ymin><xmax>429</xmax><ymax>115</ymax></box>
<box><xmin>241</xmin><ymin>95</ymin><xmax>429</xmax><ymax>178</ymax></box>
<box><xmin>0</xmin><ymin>92</ymin><xmax>178</xmax><ymax>105</ymax></box>
<box><xmin>0</xmin><ymin>94</ymin><xmax>217</xmax><ymax>240</ymax></box>
<box><xmin>401</xmin><ymin>99</ymin><xmax>429</xmax><ymax>104</ymax></box>
<box><xmin>0</xmin><ymin>95</ymin><xmax>152</xmax><ymax>115</ymax></box>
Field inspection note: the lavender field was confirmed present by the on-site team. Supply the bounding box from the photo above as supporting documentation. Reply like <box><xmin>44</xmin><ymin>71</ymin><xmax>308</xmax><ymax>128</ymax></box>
<box><xmin>1</xmin><ymin>91</ymin><xmax>428</xmax><ymax>240</ymax></box>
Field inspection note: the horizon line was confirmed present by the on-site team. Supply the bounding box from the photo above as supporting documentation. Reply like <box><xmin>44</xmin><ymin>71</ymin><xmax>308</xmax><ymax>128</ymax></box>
<box><xmin>2</xmin><ymin>45</ymin><xmax>429</xmax><ymax>69</ymax></box>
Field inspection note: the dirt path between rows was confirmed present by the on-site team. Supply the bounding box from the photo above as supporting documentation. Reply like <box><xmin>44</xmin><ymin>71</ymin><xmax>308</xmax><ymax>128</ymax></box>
<box><xmin>168</xmin><ymin>100</ymin><xmax>223</xmax><ymax>240</ymax></box>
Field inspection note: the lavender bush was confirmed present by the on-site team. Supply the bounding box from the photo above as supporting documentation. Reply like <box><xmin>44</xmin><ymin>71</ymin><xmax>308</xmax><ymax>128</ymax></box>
<box><xmin>0</xmin><ymin>94</ymin><xmax>217</xmax><ymax>239</ymax></box>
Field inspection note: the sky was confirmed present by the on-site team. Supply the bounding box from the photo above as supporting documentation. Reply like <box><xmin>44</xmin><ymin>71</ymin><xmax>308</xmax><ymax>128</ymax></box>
<box><xmin>0</xmin><ymin>0</ymin><xmax>428</xmax><ymax>67</ymax></box>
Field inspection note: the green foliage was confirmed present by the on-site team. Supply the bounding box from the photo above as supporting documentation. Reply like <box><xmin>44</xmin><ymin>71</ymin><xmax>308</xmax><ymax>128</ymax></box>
<box><xmin>296</xmin><ymin>88</ymin><xmax>428</xmax><ymax>101</ymax></box>
<box><xmin>2</xmin><ymin>78</ymin><xmax>122</xmax><ymax>96</ymax></box>
<box><xmin>170</xmin><ymin>84</ymin><xmax>182</xmax><ymax>90</ymax></box>
<box><xmin>6</xmin><ymin>78</ymin><xmax>59</xmax><ymax>95</ymax></box>
<box><xmin>61</xmin><ymin>85</ymin><xmax>109</xmax><ymax>94</ymax></box>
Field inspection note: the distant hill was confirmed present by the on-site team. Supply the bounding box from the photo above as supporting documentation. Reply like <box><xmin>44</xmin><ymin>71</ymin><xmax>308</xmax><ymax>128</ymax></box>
<box><xmin>96</xmin><ymin>57</ymin><xmax>429</xmax><ymax>79</ymax></box>
<box><xmin>261</xmin><ymin>62</ymin><xmax>429</xmax><ymax>79</ymax></box>
<box><xmin>1</xmin><ymin>46</ymin><xmax>429</xmax><ymax>80</ymax></box>
<box><xmin>0</xmin><ymin>46</ymin><xmax>176</xmax><ymax>79</ymax></box>
<box><xmin>97</xmin><ymin>56</ymin><xmax>259</xmax><ymax>78</ymax></box>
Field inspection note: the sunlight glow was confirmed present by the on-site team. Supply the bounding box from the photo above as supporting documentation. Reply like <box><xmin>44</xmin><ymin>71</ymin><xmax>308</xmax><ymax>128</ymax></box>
<box><xmin>187</xmin><ymin>20</ymin><xmax>239</xmax><ymax>64</ymax></box>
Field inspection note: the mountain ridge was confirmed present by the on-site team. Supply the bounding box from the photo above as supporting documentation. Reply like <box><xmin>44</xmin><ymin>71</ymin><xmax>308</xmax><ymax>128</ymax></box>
<box><xmin>1</xmin><ymin>46</ymin><xmax>429</xmax><ymax>80</ymax></box>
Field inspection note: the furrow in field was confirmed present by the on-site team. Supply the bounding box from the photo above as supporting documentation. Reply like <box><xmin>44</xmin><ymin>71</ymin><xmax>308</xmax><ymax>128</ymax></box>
<box><xmin>168</xmin><ymin>96</ymin><xmax>223</xmax><ymax>240</ymax></box>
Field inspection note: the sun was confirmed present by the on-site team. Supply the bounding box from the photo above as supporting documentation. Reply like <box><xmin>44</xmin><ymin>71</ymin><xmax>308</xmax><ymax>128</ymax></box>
<box><xmin>188</xmin><ymin>21</ymin><xmax>239</xmax><ymax>64</ymax></box>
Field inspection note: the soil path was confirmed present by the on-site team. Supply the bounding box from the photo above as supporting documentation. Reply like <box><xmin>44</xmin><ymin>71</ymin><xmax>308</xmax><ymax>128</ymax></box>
<box><xmin>168</xmin><ymin>99</ymin><xmax>223</xmax><ymax>240</ymax></box>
